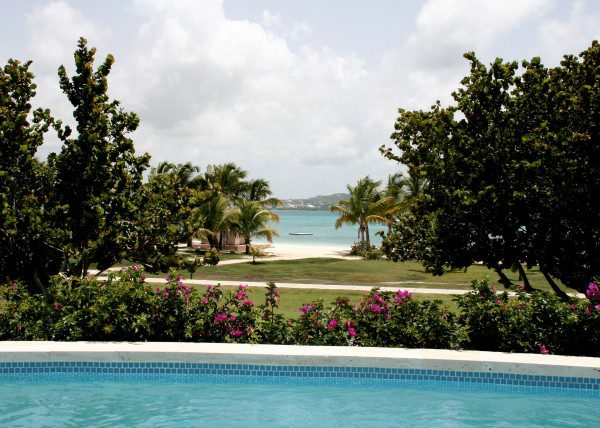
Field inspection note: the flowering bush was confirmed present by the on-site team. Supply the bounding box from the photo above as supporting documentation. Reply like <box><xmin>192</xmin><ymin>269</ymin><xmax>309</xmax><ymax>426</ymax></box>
<box><xmin>456</xmin><ymin>280</ymin><xmax>600</xmax><ymax>356</ymax></box>
<box><xmin>0</xmin><ymin>270</ymin><xmax>598</xmax><ymax>357</ymax></box>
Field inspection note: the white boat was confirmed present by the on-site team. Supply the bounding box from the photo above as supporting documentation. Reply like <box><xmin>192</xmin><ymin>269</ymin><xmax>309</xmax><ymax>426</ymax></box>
<box><xmin>289</xmin><ymin>232</ymin><xmax>314</xmax><ymax>236</ymax></box>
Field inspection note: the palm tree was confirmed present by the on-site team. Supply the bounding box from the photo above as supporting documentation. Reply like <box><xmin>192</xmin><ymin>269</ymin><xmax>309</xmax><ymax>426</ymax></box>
<box><xmin>192</xmin><ymin>194</ymin><xmax>236</xmax><ymax>249</ymax></box>
<box><xmin>330</xmin><ymin>176</ymin><xmax>395</xmax><ymax>247</ymax></box>
<box><xmin>232</xmin><ymin>200</ymin><xmax>280</xmax><ymax>253</ymax></box>
<box><xmin>204</xmin><ymin>162</ymin><xmax>249</xmax><ymax>199</ymax></box>
<box><xmin>247</xmin><ymin>178</ymin><xmax>284</xmax><ymax>207</ymax></box>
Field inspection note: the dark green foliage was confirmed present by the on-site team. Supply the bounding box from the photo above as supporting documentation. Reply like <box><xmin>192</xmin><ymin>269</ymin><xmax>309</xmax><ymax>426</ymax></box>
<box><xmin>381</xmin><ymin>41</ymin><xmax>600</xmax><ymax>293</ymax></box>
<box><xmin>0</xmin><ymin>60</ymin><xmax>61</xmax><ymax>293</ymax></box>
<box><xmin>2</xmin><ymin>272</ymin><xmax>597</xmax><ymax>356</ymax></box>
<box><xmin>50</xmin><ymin>37</ymin><xmax>150</xmax><ymax>277</ymax></box>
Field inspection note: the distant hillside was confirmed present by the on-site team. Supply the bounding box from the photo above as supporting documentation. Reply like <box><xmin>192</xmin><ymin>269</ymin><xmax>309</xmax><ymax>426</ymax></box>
<box><xmin>279</xmin><ymin>193</ymin><xmax>349</xmax><ymax>210</ymax></box>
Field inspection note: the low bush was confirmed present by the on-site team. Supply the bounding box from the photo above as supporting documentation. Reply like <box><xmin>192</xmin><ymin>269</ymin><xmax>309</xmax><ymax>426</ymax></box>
<box><xmin>1</xmin><ymin>269</ymin><xmax>599</xmax><ymax>356</ymax></box>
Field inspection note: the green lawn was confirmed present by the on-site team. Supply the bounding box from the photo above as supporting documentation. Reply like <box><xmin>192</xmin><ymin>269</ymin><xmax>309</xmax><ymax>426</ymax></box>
<box><xmin>191</xmin><ymin>258</ymin><xmax>562</xmax><ymax>293</ymax></box>
<box><xmin>215</xmin><ymin>285</ymin><xmax>459</xmax><ymax>319</ymax></box>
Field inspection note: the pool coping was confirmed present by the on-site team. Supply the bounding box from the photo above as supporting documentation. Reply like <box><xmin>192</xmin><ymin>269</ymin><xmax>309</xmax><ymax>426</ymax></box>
<box><xmin>1</xmin><ymin>341</ymin><xmax>599</xmax><ymax>380</ymax></box>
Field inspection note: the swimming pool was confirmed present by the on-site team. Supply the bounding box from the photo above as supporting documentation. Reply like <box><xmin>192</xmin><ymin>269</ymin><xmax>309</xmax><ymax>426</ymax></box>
<box><xmin>1</xmin><ymin>343</ymin><xmax>598</xmax><ymax>427</ymax></box>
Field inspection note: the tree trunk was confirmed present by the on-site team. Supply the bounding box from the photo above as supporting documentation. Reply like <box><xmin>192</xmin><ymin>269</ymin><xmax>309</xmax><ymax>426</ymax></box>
<box><xmin>540</xmin><ymin>269</ymin><xmax>569</xmax><ymax>300</ymax></box>
<box><xmin>218</xmin><ymin>232</ymin><xmax>223</xmax><ymax>251</ymax></box>
<box><xmin>187</xmin><ymin>236</ymin><xmax>193</xmax><ymax>247</ymax></box>
<box><xmin>493</xmin><ymin>263</ymin><xmax>513</xmax><ymax>289</ymax></box>
<box><xmin>516</xmin><ymin>262</ymin><xmax>536</xmax><ymax>293</ymax></box>
<box><xmin>365</xmin><ymin>223</ymin><xmax>371</xmax><ymax>247</ymax></box>
<box><xmin>245</xmin><ymin>237</ymin><xmax>251</xmax><ymax>254</ymax></box>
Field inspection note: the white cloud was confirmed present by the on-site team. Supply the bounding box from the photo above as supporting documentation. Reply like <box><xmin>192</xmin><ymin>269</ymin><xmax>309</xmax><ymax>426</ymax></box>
<box><xmin>17</xmin><ymin>0</ymin><xmax>599</xmax><ymax>197</ymax></box>
<box><xmin>536</xmin><ymin>0</ymin><xmax>600</xmax><ymax>63</ymax></box>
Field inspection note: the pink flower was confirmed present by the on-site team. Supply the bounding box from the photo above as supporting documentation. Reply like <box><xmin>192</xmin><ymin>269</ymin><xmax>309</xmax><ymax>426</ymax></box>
<box><xmin>206</xmin><ymin>285</ymin><xmax>212</xmax><ymax>291</ymax></box>
<box><xmin>121</xmin><ymin>266</ymin><xmax>127</xmax><ymax>271</ymax></box>
<box><xmin>156</xmin><ymin>287</ymin><xmax>160</xmax><ymax>293</ymax></box>
<box><xmin>439</xmin><ymin>308</ymin><xmax>446</xmax><ymax>314</ymax></box>
<box><xmin>12</xmin><ymin>284</ymin><xmax>18</xmax><ymax>291</ymax></box>
<box><xmin>540</xmin><ymin>345</ymin><xmax>549</xmax><ymax>355</ymax></box>
<box><xmin>141</xmin><ymin>275</ymin><xmax>147</xmax><ymax>280</ymax></box>
<box><xmin>585</xmin><ymin>309</ymin><xmax>592</xmax><ymax>316</ymax></box>
<box><xmin>201</xmin><ymin>298</ymin><xmax>208</xmax><ymax>304</ymax></box>
<box><xmin>327</xmin><ymin>319</ymin><xmax>338</xmax><ymax>329</ymax></box>
<box><xmin>54</xmin><ymin>302</ymin><xmax>62</xmax><ymax>310</ymax></box>
<box><xmin>243</xmin><ymin>300</ymin><xmax>254</xmax><ymax>307</ymax></box>
<box><xmin>373</xmin><ymin>293</ymin><xmax>385</xmax><ymax>304</ymax></box>
<box><xmin>384</xmin><ymin>313</ymin><xmax>391</xmax><ymax>320</ymax></box>
<box><xmin>370</xmin><ymin>303</ymin><xmax>382</xmax><ymax>314</ymax></box>
<box><xmin>518</xmin><ymin>285</ymin><xmax>525</xmax><ymax>291</ymax></box>
<box><xmin>229</xmin><ymin>315</ymin><xmax>236</xmax><ymax>321</ymax></box>
<box><xmin>132</xmin><ymin>265</ymin><xmax>139</xmax><ymax>271</ymax></box>
<box><xmin>348</xmin><ymin>327</ymin><xmax>357</xmax><ymax>337</ymax></box>
<box><xmin>494</xmin><ymin>299</ymin><xmax>501</xmax><ymax>304</ymax></box>
<box><xmin>214</xmin><ymin>313</ymin><xmax>228</xmax><ymax>323</ymax></box>
<box><xmin>238</xmin><ymin>284</ymin><xmax>247</xmax><ymax>291</ymax></box>
<box><xmin>230</xmin><ymin>330</ymin><xmax>244</xmax><ymax>337</ymax></box>
<box><xmin>274</xmin><ymin>290</ymin><xmax>280</xmax><ymax>297</ymax></box>
<box><xmin>162</xmin><ymin>291</ymin><xmax>169</xmax><ymax>297</ymax></box>
<box><xmin>299</xmin><ymin>305</ymin><xmax>314</xmax><ymax>313</ymax></box>
<box><xmin>176</xmin><ymin>276</ymin><xmax>183</xmax><ymax>281</ymax></box>
<box><xmin>165</xmin><ymin>276</ymin><xmax>171</xmax><ymax>281</ymax></box>
<box><xmin>595</xmin><ymin>304</ymin><xmax>600</xmax><ymax>311</ymax></box>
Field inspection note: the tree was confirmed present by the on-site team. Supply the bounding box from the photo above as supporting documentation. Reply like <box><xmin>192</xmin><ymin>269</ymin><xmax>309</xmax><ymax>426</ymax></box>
<box><xmin>0</xmin><ymin>60</ymin><xmax>60</xmax><ymax>292</ymax></box>
<box><xmin>127</xmin><ymin>163</ymin><xmax>204</xmax><ymax>272</ymax></box>
<box><xmin>204</xmin><ymin>162</ymin><xmax>249</xmax><ymax>200</ymax></box>
<box><xmin>330</xmin><ymin>177</ymin><xmax>395</xmax><ymax>247</ymax></box>
<box><xmin>50</xmin><ymin>38</ymin><xmax>150</xmax><ymax>278</ymax></box>
<box><xmin>380</xmin><ymin>41</ymin><xmax>600</xmax><ymax>294</ymax></box>
<box><xmin>232</xmin><ymin>200</ymin><xmax>280</xmax><ymax>253</ymax></box>
<box><xmin>247</xmin><ymin>178</ymin><xmax>283</xmax><ymax>207</ymax></box>
<box><xmin>192</xmin><ymin>194</ymin><xmax>236</xmax><ymax>249</ymax></box>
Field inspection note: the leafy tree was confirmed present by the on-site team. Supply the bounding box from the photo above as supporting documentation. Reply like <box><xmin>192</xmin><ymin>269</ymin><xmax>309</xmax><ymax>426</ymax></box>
<box><xmin>192</xmin><ymin>194</ymin><xmax>236</xmax><ymax>249</ymax></box>
<box><xmin>50</xmin><ymin>38</ymin><xmax>150</xmax><ymax>277</ymax></box>
<box><xmin>204</xmin><ymin>162</ymin><xmax>249</xmax><ymax>200</ymax></box>
<box><xmin>128</xmin><ymin>163</ymin><xmax>205</xmax><ymax>272</ymax></box>
<box><xmin>330</xmin><ymin>176</ymin><xmax>395</xmax><ymax>247</ymax></box>
<box><xmin>232</xmin><ymin>200</ymin><xmax>280</xmax><ymax>253</ymax></box>
<box><xmin>247</xmin><ymin>178</ymin><xmax>283</xmax><ymax>207</ymax></box>
<box><xmin>0</xmin><ymin>60</ymin><xmax>59</xmax><ymax>292</ymax></box>
<box><xmin>380</xmin><ymin>41</ymin><xmax>600</xmax><ymax>294</ymax></box>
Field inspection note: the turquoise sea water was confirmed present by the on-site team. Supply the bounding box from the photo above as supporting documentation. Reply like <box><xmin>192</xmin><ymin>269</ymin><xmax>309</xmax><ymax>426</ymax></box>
<box><xmin>256</xmin><ymin>210</ymin><xmax>387</xmax><ymax>247</ymax></box>
<box><xmin>1</xmin><ymin>377</ymin><xmax>598</xmax><ymax>427</ymax></box>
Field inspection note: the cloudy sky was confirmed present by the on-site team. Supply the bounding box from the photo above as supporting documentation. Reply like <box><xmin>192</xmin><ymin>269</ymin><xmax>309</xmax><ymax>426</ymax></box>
<box><xmin>1</xmin><ymin>0</ymin><xmax>598</xmax><ymax>197</ymax></box>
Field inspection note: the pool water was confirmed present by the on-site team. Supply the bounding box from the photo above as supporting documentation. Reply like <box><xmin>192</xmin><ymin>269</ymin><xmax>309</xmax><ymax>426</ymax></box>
<box><xmin>0</xmin><ymin>377</ymin><xmax>597</xmax><ymax>427</ymax></box>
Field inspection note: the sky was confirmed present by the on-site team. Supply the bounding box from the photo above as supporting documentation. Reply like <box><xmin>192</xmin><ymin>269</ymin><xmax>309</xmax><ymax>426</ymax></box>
<box><xmin>1</xmin><ymin>1</ymin><xmax>598</xmax><ymax>198</ymax></box>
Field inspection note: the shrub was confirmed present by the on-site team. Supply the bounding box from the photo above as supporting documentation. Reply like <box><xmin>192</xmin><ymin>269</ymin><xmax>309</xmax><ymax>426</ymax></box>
<box><xmin>1</xmin><ymin>272</ymin><xmax>599</xmax><ymax>357</ymax></box>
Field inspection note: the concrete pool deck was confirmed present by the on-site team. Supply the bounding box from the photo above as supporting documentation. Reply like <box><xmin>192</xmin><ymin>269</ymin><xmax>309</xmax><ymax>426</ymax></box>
<box><xmin>1</xmin><ymin>342</ymin><xmax>599</xmax><ymax>380</ymax></box>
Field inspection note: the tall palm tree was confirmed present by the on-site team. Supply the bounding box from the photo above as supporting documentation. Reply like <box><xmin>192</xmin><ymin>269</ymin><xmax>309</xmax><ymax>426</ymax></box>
<box><xmin>192</xmin><ymin>194</ymin><xmax>236</xmax><ymax>249</ymax></box>
<box><xmin>232</xmin><ymin>200</ymin><xmax>280</xmax><ymax>253</ymax></box>
<box><xmin>204</xmin><ymin>162</ymin><xmax>249</xmax><ymax>199</ymax></box>
<box><xmin>247</xmin><ymin>178</ymin><xmax>284</xmax><ymax>207</ymax></box>
<box><xmin>330</xmin><ymin>176</ymin><xmax>395</xmax><ymax>247</ymax></box>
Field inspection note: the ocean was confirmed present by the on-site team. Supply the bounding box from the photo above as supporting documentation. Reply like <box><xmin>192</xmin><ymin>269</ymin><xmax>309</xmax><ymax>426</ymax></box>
<box><xmin>256</xmin><ymin>209</ymin><xmax>387</xmax><ymax>247</ymax></box>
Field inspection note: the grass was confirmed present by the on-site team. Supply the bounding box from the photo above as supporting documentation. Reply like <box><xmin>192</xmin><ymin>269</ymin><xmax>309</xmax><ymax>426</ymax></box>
<box><xmin>188</xmin><ymin>258</ymin><xmax>561</xmax><ymax>293</ymax></box>
<box><xmin>212</xmin><ymin>285</ymin><xmax>459</xmax><ymax>319</ymax></box>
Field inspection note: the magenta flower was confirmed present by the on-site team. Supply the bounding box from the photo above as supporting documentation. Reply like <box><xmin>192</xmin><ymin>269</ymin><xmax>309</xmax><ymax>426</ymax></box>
<box><xmin>370</xmin><ymin>303</ymin><xmax>382</xmax><ymax>314</ymax></box>
<box><xmin>585</xmin><ymin>309</ymin><xmax>592</xmax><ymax>316</ymax></box>
<box><xmin>298</xmin><ymin>305</ymin><xmax>314</xmax><ymax>313</ymax></box>
<box><xmin>141</xmin><ymin>275</ymin><xmax>147</xmax><ymax>280</ymax></box>
<box><xmin>384</xmin><ymin>313</ymin><xmax>391</xmax><ymax>320</ymax></box>
<box><xmin>155</xmin><ymin>287</ymin><xmax>160</xmax><ymax>293</ymax></box>
<box><xmin>570</xmin><ymin>304</ymin><xmax>576</xmax><ymax>310</ymax></box>
<box><xmin>373</xmin><ymin>293</ymin><xmax>385</xmax><ymax>304</ymax></box>
<box><xmin>132</xmin><ymin>265</ymin><xmax>139</xmax><ymax>271</ymax></box>
<box><xmin>12</xmin><ymin>284</ymin><xmax>18</xmax><ymax>291</ymax></box>
<box><xmin>230</xmin><ymin>330</ymin><xmax>244</xmax><ymax>337</ymax></box>
<box><xmin>165</xmin><ymin>276</ymin><xmax>171</xmax><ymax>281</ymax></box>
<box><xmin>201</xmin><ymin>298</ymin><xmax>207</xmax><ymax>304</ymax></box>
<box><xmin>494</xmin><ymin>299</ymin><xmax>501</xmax><ymax>304</ymax></box>
<box><xmin>243</xmin><ymin>299</ymin><xmax>254</xmax><ymax>307</ymax></box>
<box><xmin>229</xmin><ymin>315</ymin><xmax>236</xmax><ymax>321</ymax></box>
<box><xmin>54</xmin><ymin>302</ymin><xmax>62</xmax><ymax>310</ymax></box>
<box><xmin>348</xmin><ymin>327</ymin><xmax>357</xmax><ymax>337</ymax></box>
<box><xmin>518</xmin><ymin>285</ymin><xmax>525</xmax><ymax>291</ymax></box>
<box><xmin>540</xmin><ymin>345</ymin><xmax>549</xmax><ymax>355</ymax></box>
<box><xmin>214</xmin><ymin>313</ymin><xmax>228</xmax><ymax>323</ymax></box>
<box><xmin>327</xmin><ymin>319</ymin><xmax>338</xmax><ymax>329</ymax></box>
<box><xmin>238</xmin><ymin>284</ymin><xmax>248</xmax><ymax>291</ymax></box>
<box><xmin>274</xmin><ymin>290</ymin><xmax>280</xmax><ymax>297</ymax></box>
<box><xmin>206</xmin><ymin>285</ymin><xmax>212</xmax><ymax>291</ymax></box>
<box><xmin>121</xmin><ymin>266</ymin><xmax>127</xmax><ymax>271</ymax></box>
<box><xmin>162</xmin><ymin>291</ymin><xmax>169</xmax><ymax>297</ymax></box>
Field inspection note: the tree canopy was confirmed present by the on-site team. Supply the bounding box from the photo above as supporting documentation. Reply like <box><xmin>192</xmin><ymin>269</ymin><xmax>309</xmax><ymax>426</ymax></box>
<box><xmin>380</xmin><ymin>41</ymin><xmax>600</xmax><ymax>294</ymax></box>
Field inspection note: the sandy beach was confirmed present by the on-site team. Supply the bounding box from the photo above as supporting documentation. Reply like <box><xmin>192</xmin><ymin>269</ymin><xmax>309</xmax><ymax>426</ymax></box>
<box><xmin>261</xmin><ymin>243</ymin><xmax>357</xmax><ymax>260</ymax></box>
